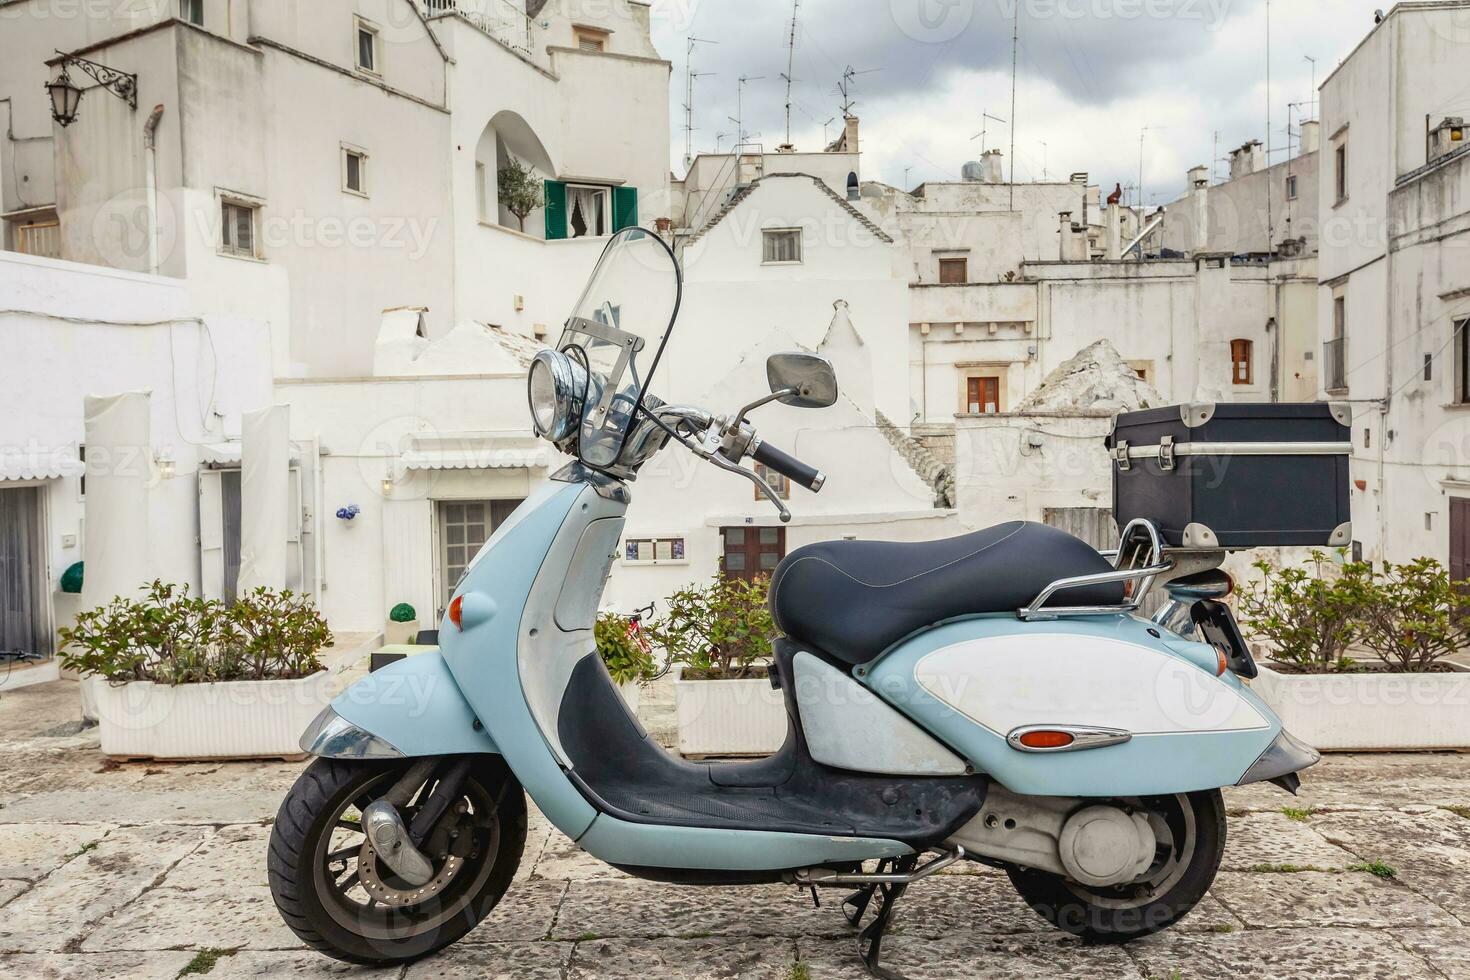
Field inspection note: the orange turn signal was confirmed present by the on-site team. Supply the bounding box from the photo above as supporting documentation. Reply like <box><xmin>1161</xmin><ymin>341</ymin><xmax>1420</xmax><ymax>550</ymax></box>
<box><xmin>1017</xmin><ymin>730</ymin><xmax>1075</xmax><ymax>750</ymax></box>
<box><xmin>448</xmin><ymin>595</ymin><xmax>464</xmax><ymax>630</ymax></box>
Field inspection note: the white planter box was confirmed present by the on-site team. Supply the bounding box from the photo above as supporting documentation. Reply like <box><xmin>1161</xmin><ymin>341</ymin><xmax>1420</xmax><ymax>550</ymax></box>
<box><xmin>384</xmin><ymin>618</ymin><xmax>420</xmax><ymax>646</ymax></box>
<box><xmin>672</xmin><ymin>666</ymin><xmax>786</xmax><ymax>757</ymax></box>
<box><xmin>92</xmin><ymin>672</ymin><xmax>334</xmax><ymax>760</ymax></box>
<box><xmin>1252</xmin><ymin>663</ymin><xmax>1470</xmax><ymax>751</ymax></box>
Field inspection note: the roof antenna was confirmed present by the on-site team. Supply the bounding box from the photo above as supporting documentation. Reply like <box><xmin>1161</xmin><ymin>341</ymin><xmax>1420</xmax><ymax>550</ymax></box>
<box><xmin>969</xmin><ymin>111</ymin><xmax>1006</xmax><ymax>151</ymax></box>
<box><xmin>779</xmin><ymin>0</ymin><xmax>800</xmax><ymax>148</ymax></box>
<box><xmin>729</xmin><ymin>73</ymin><xmax>765</xmax><ymax>147</ymax></box>
<box><xmin>682</xmin><ymin>36</ymin><xmax>717</xmax><ymax>171</ymax></box>
<box><xmin>837</xmin><ymin>64</ymin><xmax>880</xmax><ymax>117</ymax></box>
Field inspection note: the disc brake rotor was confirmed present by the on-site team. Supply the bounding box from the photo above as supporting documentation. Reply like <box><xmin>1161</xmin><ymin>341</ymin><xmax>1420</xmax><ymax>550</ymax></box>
<box><xmin>356</xmin><ymin>838</ymin><xmax>466</xmax><ymax>908</ymax></box>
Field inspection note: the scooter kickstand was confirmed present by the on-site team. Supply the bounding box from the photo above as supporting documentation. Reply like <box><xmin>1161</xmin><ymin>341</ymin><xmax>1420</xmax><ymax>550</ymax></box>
<box><xmin>841</xmin><ymin>882</ymin><xmax>875</xmax><ymax>926</ymax></box>
<box><xmin>855</xmin><ymin>856</ymin><xmax>918</xmax><ymax>980</ymax></box>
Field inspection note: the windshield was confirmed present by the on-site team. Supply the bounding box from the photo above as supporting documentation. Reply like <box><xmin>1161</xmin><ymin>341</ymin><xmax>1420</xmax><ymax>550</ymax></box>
<box><xmin>557</xmin><ymin>227</ymin><xmax>681</xmax><ymax>468</ymax></box>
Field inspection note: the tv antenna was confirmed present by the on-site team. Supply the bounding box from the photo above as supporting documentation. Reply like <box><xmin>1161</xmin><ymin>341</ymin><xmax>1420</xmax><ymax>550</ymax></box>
<box><xmin>969</xmin><ymin>111</ymin><xmax>1006</xmax><ymax>151</ymax></box>
<box><xmin>682</xmin><ymin>36</ymin><xmax>717</xmax><ymax>170</ymax></box>
<box><xmin>729</xmin><ymin>74</ymin><xmax>765</xmax><ymax>146</ymax></box>
<box><xmin>780</xmin><ymin>0</ymin><xmax>800</xmax><ymax>146</ymax></box>
<box><xmin>1303</xmin><ymin>54</ymin><xmax>1318</xmax><ymax>119</ymax></box>
<box><xmin>837</xmin><ymin>65</ymin><xmax>880</xmax><ymax>116</ymax></box>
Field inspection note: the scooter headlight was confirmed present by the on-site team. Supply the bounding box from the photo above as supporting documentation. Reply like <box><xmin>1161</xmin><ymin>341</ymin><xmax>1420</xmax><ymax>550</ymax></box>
<box><xmin>527</xmin><ymin>349</ymin><xmax>586</xmax><ymax>443</ymax></box>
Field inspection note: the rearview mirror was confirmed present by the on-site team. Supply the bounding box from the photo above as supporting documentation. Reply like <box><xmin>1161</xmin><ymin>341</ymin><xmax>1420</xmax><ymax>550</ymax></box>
<box><xmin>767</xmin><ymin>352</ymin><xmax>838</xmax><ymax>408</ymax></box>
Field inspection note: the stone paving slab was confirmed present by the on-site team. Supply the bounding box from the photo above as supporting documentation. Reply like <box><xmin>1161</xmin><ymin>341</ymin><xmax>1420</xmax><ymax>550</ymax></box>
<box><xmin>1219</xmin><ymin>811</ymin><xmax>1361</xmax><ymax>871</ymax></box>
<box><xmin>0</xmin><ymin>951</ymin><xmax>198</xmax><ymax>979</ymax></box>
<box><xmin>80</xmin><ymin>884</ymin><xmax>299</xmax><ymax>952</ymax></box>
<box><xmin>551</xmin><ymin>881</ymin><xmax>839</xmax><ymax>941</ymax></box>
<box><xmin>1128</xmin><ymin>926</ymin><xmax>1439</xmax><ymax>979</ymax></box>
<box><xmin>403</xmin><ymin>941</ymin><xmax>570</xmax><ymax>979</ymax></box>
<box><xmin>1397</xmin><ymin>927</ymin><xmax>1470</xmax><ymax>980</ymax></box>
<box><xmin>0</xmin><ymin>823</ymin><xmax>116</xmax><ymax>881</ymax></box>
<box><xmin>208</xmin><ymin>949</ymin><xmax>404</xmax><ymax>978</ymax></box>
<box><xmin>568</xmin><ymin>938</ymin><xmax>792</xmax><ymax>979</ymax></box>
<box><xmin>798</xmin><ymin>933</ymin><xmax>1145</xmax><ymax>980</ymax></box>
<box><xmin>0</xmin><ymin>824</ymin><xmax>209</xmax><ymax>953</ymax></box>
<box><xmin>1210</xmin><ymin>869</ymin><xmax>1458</xmax><ymax>929</ymax></box>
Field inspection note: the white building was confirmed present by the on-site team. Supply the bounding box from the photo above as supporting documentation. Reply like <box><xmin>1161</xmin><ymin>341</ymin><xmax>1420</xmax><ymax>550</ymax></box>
<box><xmin>1313</xmin><ymin>1</ymin><xmax>1470</xmax><ymax>569</ymax></box>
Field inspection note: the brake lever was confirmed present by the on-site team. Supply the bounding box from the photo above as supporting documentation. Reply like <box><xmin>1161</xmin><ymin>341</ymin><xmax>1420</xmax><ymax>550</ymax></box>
<box><xmin>709</xmin><ymin>451</ymin><xmax>791</xmax><ymax>523</ymax></box>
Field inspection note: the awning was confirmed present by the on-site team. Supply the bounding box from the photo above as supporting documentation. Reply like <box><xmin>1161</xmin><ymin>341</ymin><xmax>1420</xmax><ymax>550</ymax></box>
<box><xmin>201</xmin><ymin>441</ymin><xmax>302</xmax><ymax>466</ymax></box>
<box><xmin>0</xmin><ymin>446</ymin><xmax>85</xmax><ymax>481</ymax></box>
<box><xmin>400</xmin><ymin>433</ymin><xmax>550</xmax><ymax>471</ymax></box>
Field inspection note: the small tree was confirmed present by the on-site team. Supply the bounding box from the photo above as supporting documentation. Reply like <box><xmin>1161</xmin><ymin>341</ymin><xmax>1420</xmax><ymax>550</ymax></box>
<box><xmin>1354</xmin><ymin>558</ymin><xmax>1470</xmax><ymax>671</ymax></box>
<box><xmin>595</xmin><ymin>612</ymin><xmax>658</xmax><ymax>685</ymax></box>
<box><xmin>644</xmin><ymin>574</ymin><xmax>775</xmax><ymax>680</ymax></box>
<box><xmin>1238</xmin><ymin>551</ymin><xmax>1369</xmax><ymax>673</ymax></box>
<box><xmin>496</xmin><ymin>155</ymin><xmax>542</xmax><ymax>232</ymax></box>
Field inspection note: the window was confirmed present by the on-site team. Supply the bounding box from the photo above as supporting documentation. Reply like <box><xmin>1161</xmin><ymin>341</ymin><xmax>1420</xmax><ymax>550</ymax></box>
<box><xmin>573</xmin><ymin>25</ymin><xmax>609</xmax><ymax>52</ymax></box>
<box><xmin>1325</xmin><ymin>295</ymin><xmax>1347</xmax><ymax>392</ymax></box>
<box><xmin>1285</xmin><ymin>174</ymin><xmax>1298</xmax><ymax>200</ymax></box>
<box><xmin>342</xmin><ymin>146</ymin><xmax>368</xmax><ymax>196</ymax></box>
<box><xmin>355</xmin><ymin>18</ymin><xmax>379</xmax><ymax>74</ymax></box>
<box><xmin>438</xmin><ymin>500</ymin><xmax>520</xmax><ymax>604</ymax></box>
<box><xmin>938</xmin><ymin>256</ymin><xmax>968</xmax><ymax>284</ymax></box>
<box><xmin>1230</xmin><ymin>339</ymin><xmax>1253</xmax><ymax>385</ymax></box>
<box><xmin>179</xmin><ymin>0</ymin><xmax>203</xmax><ymax>26</ymax></box>
<box><xmin>762</xmin><ymin>228</ymin><xmax>802</xmax><ymax>264</ymax></box>
<box><xmin>721</xmin><ymin>526</ymin><xmax>785</xmax><ymax>581</ymax></box>
<box><xmin>1426</xmin><ymin>352</ymin><xmax>1434</xmax><ymax>382</ymax></box>
<box><xmin>1334</xmin><ymin>142</ymin><xmax>1348</xmax><ymax>203</ymax></box>
<box><xmin>567</xmin><ymin>184</ymin><xmax>608</xmax><ymax>238</ymax></box>
<box><xmin>966</xmin><ymin>376</ymin><xmax>1000</xmax><ymax>414</ymax></box>
<box><xmin>220</xmin><ymin>200</ymin><xmax>257</xmax><ymax>258</ymax></box>
<box><xmin>754</xmin><ymin>463</ymin><xmax>791</xmax><ymax>500</ymax></box>
<box><xmin>12</xmin><ymin>217</ymin><xmax>60</xmax><ymax>258</ymax></box>
<box><xmin>623</xmin><ymin>536</ymin><xmax>686</xmax><ymax>564</ymax></box>
<box><xmin>1457</xmin><ymin>319</ymin><xmax>1470</xmax><ymax>405</ymax></box>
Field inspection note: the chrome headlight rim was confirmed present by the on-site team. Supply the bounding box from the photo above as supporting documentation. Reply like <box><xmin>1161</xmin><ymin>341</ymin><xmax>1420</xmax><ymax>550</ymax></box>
<box><xmin>528</xmin><ymin>349</ymin><xmax>584</xmax><ymax>443</ymax></box>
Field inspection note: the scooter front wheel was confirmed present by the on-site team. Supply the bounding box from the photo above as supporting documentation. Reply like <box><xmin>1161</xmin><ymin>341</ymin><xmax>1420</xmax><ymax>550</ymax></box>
<box><xmin>1006</xmin><ymin>789</ymin><xmax>1225</xmax><ymax>942</ymax></box>
<box><xmin>267</xmin><ymin>755</ymin><xmax>526</xmax><ymax>964</ymax></box>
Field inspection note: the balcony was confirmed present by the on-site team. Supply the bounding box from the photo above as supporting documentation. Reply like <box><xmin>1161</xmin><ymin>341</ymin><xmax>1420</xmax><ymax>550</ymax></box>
<box><xmin>1323</xmin><ymin>336</ymin><xmax>1347</xmax><ymax>392</ymax></box>
<box><xmin>909</xmin><ymin>281</ymin><xmax>1037</xmax><ymax>331</ymax></box>
<box><xmin>422</xmin><ymin>0</ymin><xmax>534</xmax><ymax>57</ymax></box>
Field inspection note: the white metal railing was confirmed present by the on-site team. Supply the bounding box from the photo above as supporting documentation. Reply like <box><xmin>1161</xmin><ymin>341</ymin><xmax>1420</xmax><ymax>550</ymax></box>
<box><xmin>421</xmin><ymin>0</ymin><xmax>533</xmax><ymax>57</ymax></box>
<box><xmin>682</xmin><ymin>143</ymin><xmax>763</xmax><ymax>239</ymax></box>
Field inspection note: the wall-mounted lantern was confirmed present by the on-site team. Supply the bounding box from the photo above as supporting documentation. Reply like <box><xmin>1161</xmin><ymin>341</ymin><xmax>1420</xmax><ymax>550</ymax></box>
<box><xmin>45</xmin><ymin>49</ymin><xmax>137</xmax><ymax>127</ymax></box>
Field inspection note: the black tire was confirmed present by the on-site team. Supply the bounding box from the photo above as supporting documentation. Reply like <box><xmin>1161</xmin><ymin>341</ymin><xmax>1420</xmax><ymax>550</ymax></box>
<box><xmin>267</xmin><ymin>755</ymin><xmax>526</xmax><ymax>965</ymax></box>
<box><xmin>1006</xmin><ymin>790</ymin><xmax>1225</xmax><ymax>942</ymax></box>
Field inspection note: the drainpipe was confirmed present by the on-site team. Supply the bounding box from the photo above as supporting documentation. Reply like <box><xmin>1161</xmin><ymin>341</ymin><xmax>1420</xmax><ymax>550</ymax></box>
<box><xmin>143</xmin><ymin>104</ymin><xmax>164</xmax><ymax>275</ymax></box>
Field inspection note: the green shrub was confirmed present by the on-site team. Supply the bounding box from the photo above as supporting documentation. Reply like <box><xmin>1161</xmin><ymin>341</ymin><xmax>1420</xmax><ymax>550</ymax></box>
<box><xmin>58</xmin><ymin>580</ymin><xmax>331</xmax><ymax>684</ymax></box>
<box><xmin>644</xmin><ymin>574</ymin><xmax>774</xmax><ymax>680</ymax></box>
<box><xmin>595</xmin><ymin>612</ymin><xmax>658</xmax><ymax>685</ymax></box>
<box><xmin>1239</xmin><ymin>552</ymin><xmax>1470</xmax><ymax>674</ymax></box>
<box><xmin>389</xmin><ymin>602</ymin><xmax>417</xmax><ymax>623</ymax></box>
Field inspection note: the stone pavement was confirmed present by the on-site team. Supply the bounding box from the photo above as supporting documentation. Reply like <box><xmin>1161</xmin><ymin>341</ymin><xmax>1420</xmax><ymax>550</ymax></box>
<box><xmin>4</xmin><ymin>678</ymin><xmax>1470</xmax><ymax>979</ymax></box>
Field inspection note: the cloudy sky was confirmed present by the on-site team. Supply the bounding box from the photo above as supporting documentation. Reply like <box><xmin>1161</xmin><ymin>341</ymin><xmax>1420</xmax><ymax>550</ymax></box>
<box><xmin>645</xmin><ymin>0</ymin><xmax>1397</xmax><ymax>203</ymax></box>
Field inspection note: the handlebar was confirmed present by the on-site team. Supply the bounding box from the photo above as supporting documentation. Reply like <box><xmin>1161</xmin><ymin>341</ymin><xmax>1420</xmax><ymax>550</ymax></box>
<box><xmin>751</xmin><ymin>439</ymin><xmax>825</xmax><ymax>493</ymax></box>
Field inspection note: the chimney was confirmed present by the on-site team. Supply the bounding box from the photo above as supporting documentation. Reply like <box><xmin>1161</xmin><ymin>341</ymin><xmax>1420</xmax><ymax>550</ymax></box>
<box><xmin>1105</xmin><ymin>203</ymin><xmax>1122</xmax><ymax>260</ymax></box>
<box><xmin>1228</xmin><ymin>140</ymin><xmax>1264</xmax><ymax>180</ymax></box>
<box><xmin>843</xmin><ymin>115</ymin><xmax>860</xmax><ymax>154</ymax></box>
<box><xmin>983</xmin><ymin>149</ymin><xmax>1004</xmax><ymax>183</ymax></box>
<box><xmin>1059</xmin><ymin>211</ymin><xmax>1073</xmax><ymax>260</ymax></box>
<box><xmin>1299</xmin><ymin>120</ymin><xmax>1320</xmax><ymax>155</ymax></box>
<box><xmin>1192</xmin><ymin>169</ymin><xmax>1210</xmax><ymax>253</ymax></box>
<box><xmin>1430</xmin><ymin>116</ymin><xmax>1466</xmax><ymax>162</ymax></box>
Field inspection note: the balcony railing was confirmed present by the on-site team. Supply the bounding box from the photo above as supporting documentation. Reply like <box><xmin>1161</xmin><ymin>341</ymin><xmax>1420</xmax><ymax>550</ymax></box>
<box><xmin>1323</xmin><ymin>336</ymin><xmax>1347</xmax><ymax>392</ymax></box>
<box><xmin>422</xmin><ymin>0</ymin><xmax>533</xmax><ymax>56</ymax></box>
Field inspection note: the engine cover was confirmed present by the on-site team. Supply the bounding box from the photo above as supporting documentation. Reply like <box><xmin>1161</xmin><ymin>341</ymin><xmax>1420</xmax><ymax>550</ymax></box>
<box><xmin>1057</xmin><ymin>805</ymin><xmax>1156</xmax><ymax>887</ymax></box>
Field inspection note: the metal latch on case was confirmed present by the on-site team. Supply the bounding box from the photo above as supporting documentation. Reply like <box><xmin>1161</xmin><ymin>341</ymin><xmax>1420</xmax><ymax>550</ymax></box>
<box><xmin>1113</xmin><ymin>440</ymin><xmax>1131</xmax><ymax>471</ymax></box>
<box><xmin>1158</xmin><ymin>436</ymin><xmax>1176</xmax><ymax>471</ymax></box>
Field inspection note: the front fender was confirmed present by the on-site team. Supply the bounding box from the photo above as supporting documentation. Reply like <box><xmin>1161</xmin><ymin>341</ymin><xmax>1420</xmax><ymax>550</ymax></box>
<box><xmin>307</xmin><ymin>651</ymin><xmax>499</xmax><ymax>758</ymax></box>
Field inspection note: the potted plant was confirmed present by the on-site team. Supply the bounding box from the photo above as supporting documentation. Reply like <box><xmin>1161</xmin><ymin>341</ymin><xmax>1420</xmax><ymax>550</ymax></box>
<box><xmin>594</xmin><ymin>611</ymin><xmax>658</xmax><ymax>713</ymax></box>
<box><xmin>645</xmin><ymin>574</ymin><xmax>786</xmax><ymax>757</ymax></box>
<box><xmin>58</xmin><ymin>581</ymin><xmax>334</xmax><ymax>760</ymax></box>
<box><xmin>385</xmin><ymin>602</ymin><xmax>419</xmax><ymax>646</ymax></box>
<box><xmin>1240</xmin><ymin>552</ymin><xmax>1470</xmax><ymax>750</ymax></box>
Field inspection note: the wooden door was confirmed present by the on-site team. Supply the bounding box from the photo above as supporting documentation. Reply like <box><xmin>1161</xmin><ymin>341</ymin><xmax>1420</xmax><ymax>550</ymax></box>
<box><xmin>1451</xmin><ymin>498</ymin><xmax>1470</xmax><ymax>584</ymax></box>
<box><xmin>720</xmin><ymin>526</ymin><xmax>785</xmax><ymax>581</ymax></box>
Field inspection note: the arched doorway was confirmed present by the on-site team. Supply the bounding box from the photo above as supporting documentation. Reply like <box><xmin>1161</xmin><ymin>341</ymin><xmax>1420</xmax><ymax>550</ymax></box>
<box><xmin>475</xmin><ymin>110</ymin><xmax>556</xmax><ymax>236</ymax></box>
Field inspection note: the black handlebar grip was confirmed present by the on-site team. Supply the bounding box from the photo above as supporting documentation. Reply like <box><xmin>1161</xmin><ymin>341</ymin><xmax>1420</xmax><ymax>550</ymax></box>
<box><xmin>752</xmin><ymin>439</ymin><xmax>825</xmax><ymax>492</ymax></box>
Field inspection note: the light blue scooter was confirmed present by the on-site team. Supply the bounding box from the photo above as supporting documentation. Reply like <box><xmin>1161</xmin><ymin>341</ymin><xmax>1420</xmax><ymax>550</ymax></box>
<box><xmin>268</xmin><ymin>229</ymin><xmax>1319</xmax><ymax>977</ymax></box>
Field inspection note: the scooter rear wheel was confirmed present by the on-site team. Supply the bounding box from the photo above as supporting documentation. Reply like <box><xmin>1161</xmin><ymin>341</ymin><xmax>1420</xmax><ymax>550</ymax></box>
<box><xmin>1005</xmin><ymin>789</ymin><xmax>1225</xmax><ymax>942</ymax></box>
<box><xmin>267</xmin><ymin>756</ymin><xmax>526</xmax><ymax>965</ymax></box>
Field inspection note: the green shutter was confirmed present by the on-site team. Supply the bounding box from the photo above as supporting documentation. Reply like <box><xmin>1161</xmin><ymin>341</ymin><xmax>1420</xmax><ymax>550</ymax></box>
<box><xmin>543</xmin><ymin>179</ymin><xmax>567</xmax><ymax>240</ymax></box>
<box><xmin>612</xmin><ymin>185</ymin><xmax>638</xmax><ymax>232</ymax></box>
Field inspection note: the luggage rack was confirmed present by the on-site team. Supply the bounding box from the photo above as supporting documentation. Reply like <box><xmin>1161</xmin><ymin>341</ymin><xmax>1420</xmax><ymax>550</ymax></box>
<box><xmin>1017</xmin><ymin>518</ymin><xmax>1174</xmax><ymax>621</ymax></box>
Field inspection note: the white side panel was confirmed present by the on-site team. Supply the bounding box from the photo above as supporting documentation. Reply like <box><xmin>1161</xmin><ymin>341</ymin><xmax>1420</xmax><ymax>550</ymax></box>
<box><xmin>794</xmin><ymin>652</ymin><xmax>969</xmax><ymax>776</ymax></box>
<box><xmin>915</xmin><ymin>634</ymin><xmax>1268</xmax><ymax>736</ymax></box>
